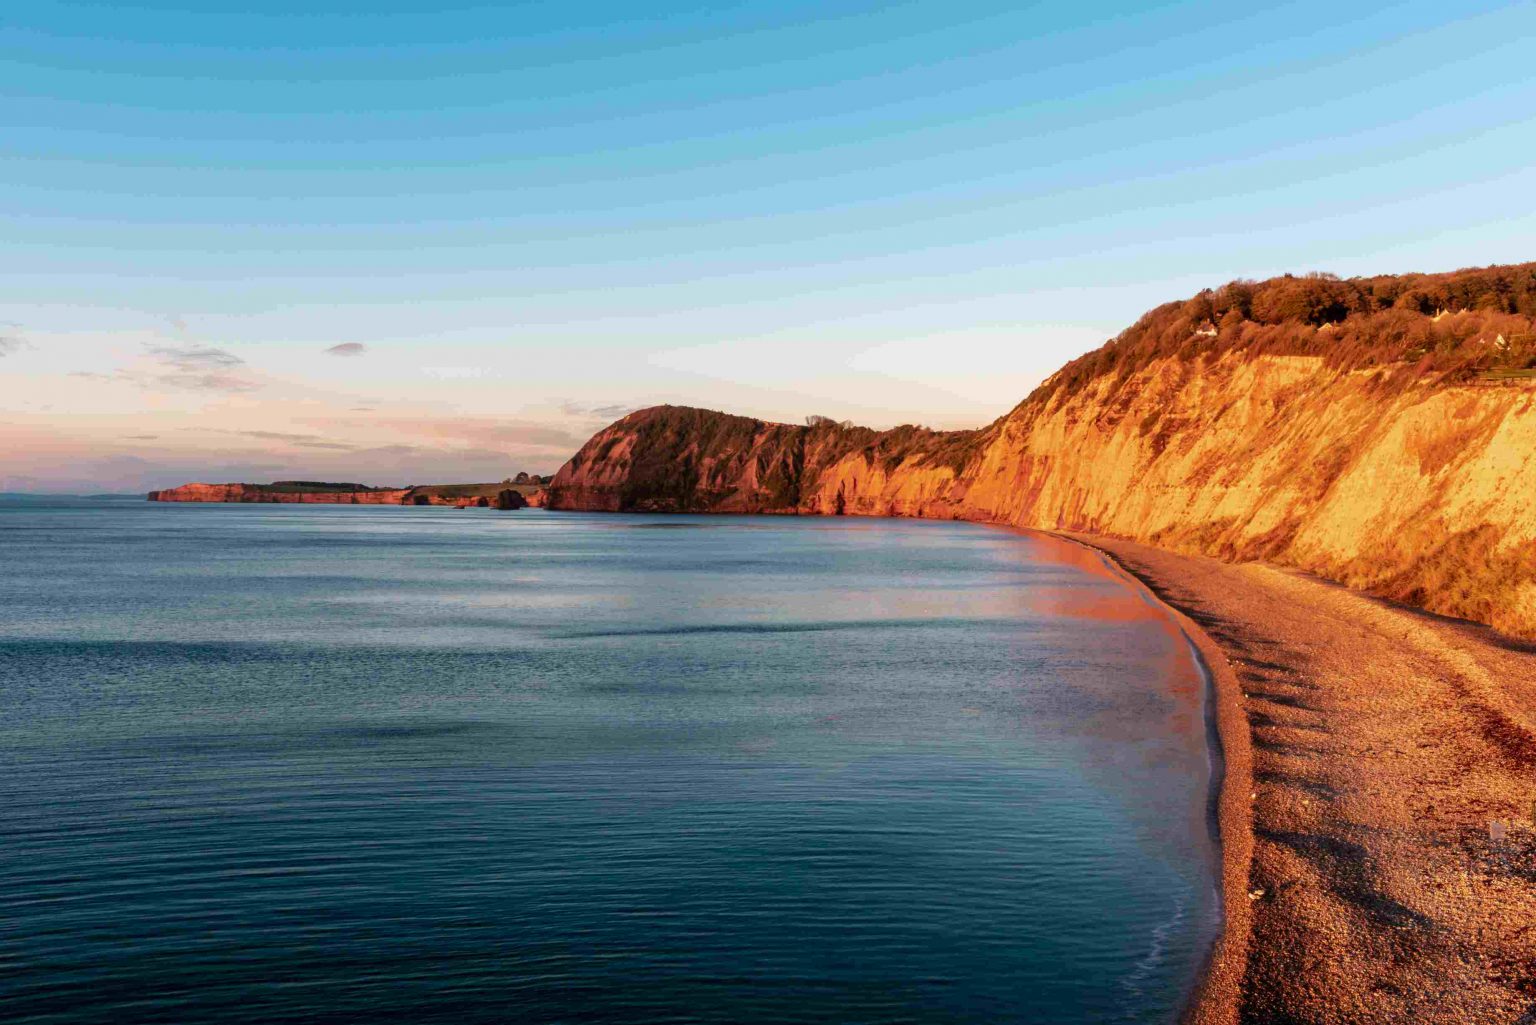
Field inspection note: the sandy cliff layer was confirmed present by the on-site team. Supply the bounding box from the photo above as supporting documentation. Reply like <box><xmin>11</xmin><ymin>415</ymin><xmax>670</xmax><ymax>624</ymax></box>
<box><xmin>543</xmin><ymin>355</ymin><xmax>1536</xmax><ymax>637</ymax></box>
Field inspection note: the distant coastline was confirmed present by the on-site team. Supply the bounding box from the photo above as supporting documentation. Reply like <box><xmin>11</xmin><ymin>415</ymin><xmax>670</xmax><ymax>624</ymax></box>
<box><xmin>0</xmin><ymin>492</ymin><xmax>145</xmax><ymax>501</ymax></box>
<box><xmin>146</xmin><ymin>479</ymin><xmax>547</xmax><ymax>509</ymax></box>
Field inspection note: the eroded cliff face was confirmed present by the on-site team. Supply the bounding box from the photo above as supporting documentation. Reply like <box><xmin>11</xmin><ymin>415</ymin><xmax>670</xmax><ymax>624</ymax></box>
<box><xmin>543</xmin><ymin>357</ymin><xmax>1536</xmax><ymax>636</ymax></box>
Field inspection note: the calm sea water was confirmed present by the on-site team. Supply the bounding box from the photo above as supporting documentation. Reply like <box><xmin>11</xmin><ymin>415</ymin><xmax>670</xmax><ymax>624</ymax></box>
<box><xmin>0</xmin><ymin>499</ymin><xmax>1219</xmax><ymax>1024</ymax></box>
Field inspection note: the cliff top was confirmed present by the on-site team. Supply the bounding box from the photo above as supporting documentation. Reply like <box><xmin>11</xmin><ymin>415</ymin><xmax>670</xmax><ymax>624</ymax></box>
<box><xmin>1034</xmin><ymin>259</ymin><xmax>1536</xmax><ymax>406</ymax></box>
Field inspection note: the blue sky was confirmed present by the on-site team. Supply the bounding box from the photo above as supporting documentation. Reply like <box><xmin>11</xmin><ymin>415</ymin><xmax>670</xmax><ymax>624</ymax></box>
<box><xmin>3</xmin><ymin>1</ymin><xmax>1535</xmax><ymax>489</ymax></box>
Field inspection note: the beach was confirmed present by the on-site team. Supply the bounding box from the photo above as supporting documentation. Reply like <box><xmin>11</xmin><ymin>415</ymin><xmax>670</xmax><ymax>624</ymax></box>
<box><xmin>1072</xmin><ymin>535</ymin><xmax>1536</xmax><ymax>1024</ymax></box>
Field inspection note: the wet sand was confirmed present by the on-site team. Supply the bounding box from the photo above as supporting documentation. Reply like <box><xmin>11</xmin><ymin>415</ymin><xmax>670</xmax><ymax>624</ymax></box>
<box><xmin>1063</xmin><ymin>534</ymin><xmax>1536</xmax><ymax>1024</ymax></box>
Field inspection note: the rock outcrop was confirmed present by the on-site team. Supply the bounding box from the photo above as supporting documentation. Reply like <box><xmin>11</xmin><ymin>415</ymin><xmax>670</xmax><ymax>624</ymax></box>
<box><xmin>544</xmin><ymin>262</ymin><xmax>1536</xmax><ymax>637</ymax></box>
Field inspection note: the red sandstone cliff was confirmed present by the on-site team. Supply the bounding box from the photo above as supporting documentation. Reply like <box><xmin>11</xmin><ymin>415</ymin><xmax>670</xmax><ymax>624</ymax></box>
<box><xmin>543</xmin><ymin>262</ymin><xmax>1536</xmax><ymax>637</ymax></box>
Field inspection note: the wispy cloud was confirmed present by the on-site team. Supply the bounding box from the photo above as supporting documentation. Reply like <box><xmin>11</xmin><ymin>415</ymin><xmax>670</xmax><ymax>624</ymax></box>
<box><xmin>560</xmin><ymin>400</ymin><xmax>635</xmax><ymax>419</ymax></box>
<box><xmin>0</xmin><ymin>336</ymin><xmax>26</xmax><ymax>357</ymax></box>
<box><xmin>143</xmin><ymin>344</ymin><xmax>257</xmax><ymax>393</ymax></box>
<box><xmin>324</xmin><ymin>342</ymin><xmax>367</xmax><ymax>357</ymax></box>
<box><xmin>241</xmin><ymin>431</ymin><xmax>355</xmax><ymax>451</ymax></box>
<box><xmin>197</xmin><ymin>428</ymin><xmax>358</xmax><ymax>451</ymax></box>
<box><xmin>149</xmin><ymin>345</ymin><xmax>243</xmax><ymax>371</ymax></box>
<box><xmin>61</xmin><ymin>342</ymin><xmax>258</xmax><ymax>393</ymax></box>
<box><xmin>360</xmin><ymin>417</ymin><xmax>586</xmax><ymax>450</ymax></box>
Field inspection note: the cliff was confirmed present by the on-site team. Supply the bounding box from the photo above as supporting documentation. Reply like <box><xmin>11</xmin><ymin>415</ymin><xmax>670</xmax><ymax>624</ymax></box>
<box><xmin>148</xmin><ymin>481</ymin><xmax>530</xmax><ymax>509</ymax></box>
<box><xmin>543</xmin><ymin>262</ymin><xmax>1536</xmax><ymax>637</ymax></box>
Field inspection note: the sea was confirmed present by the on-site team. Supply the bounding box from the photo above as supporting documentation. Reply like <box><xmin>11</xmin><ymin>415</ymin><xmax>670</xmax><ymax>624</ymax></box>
<box><xmin>0</xmin><ymin>498</ymin><xmax>1220</xmax><ymax>1024</ymax></box>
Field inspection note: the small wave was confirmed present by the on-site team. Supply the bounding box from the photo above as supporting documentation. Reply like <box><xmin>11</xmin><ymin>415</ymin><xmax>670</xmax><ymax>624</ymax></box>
<box><xmin>1118</xmin><ymin>893</ymin><xmax>1188</xmax><ymax>1020</ymax></box>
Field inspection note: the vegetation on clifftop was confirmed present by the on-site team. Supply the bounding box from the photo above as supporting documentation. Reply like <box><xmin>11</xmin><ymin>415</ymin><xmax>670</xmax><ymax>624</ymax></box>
<box><xmin>1035</xmin><ymin>261</ymin><xmax>1536</xmax><ymax>407</ymax></box>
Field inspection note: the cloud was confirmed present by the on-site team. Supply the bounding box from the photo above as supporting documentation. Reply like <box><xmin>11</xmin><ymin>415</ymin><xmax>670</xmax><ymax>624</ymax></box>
<box><xmin>324</xmin><ymin>342</ymin><xmax>367</xmax><ymax>357</ymax></box>
<box><xmin>0</xmin><ymin>336</ymin><xmax>24</xmax><ymax>357</ymax></box>
<box><xmin>149</xmin><ymin>345</ymin><xmax>244</xmax><ymax>371</ymax></box>
<box><xmin>143</xmin><ymin>344</ymin><xmax>257</xmax><ymax>393</ymax></box>
<box><xmin>157</xmin><ymin>372</ymin><xmax>258</xmax><ymax>393</ymax></box>
<box><xmin>197</xmin><ymin>428</ymin><xmax>358</xmax><ymax>451</ymax></box>
<box><xmin>240</xmin><ymin>431</ymin><xmax>355</xmax><ymax>451</ymax></box>
<box><xmin>294</xmin><ymin>414</ymin><xmax>588</xmax><ymax>457</ymax></box>
<box><xmin>561</xmin><ymin>401</ymin><xmax>635</xmax><ymax>419</ymax></box>
<box><xmin>366</xmin><ymin>417</ymin><xmax>586</xmax><ymax>450</ymax></box>
<box><xmin>60</xmin><ymin>343</ymin><xmax>258</xmax><ymax>393</ymax></box>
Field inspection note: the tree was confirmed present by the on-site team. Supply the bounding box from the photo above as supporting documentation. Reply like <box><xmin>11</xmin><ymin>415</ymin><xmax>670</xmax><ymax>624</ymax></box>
<box><xmin>1182</xmin><ymin>290</ymin><xmax>1214</xmax><ymax>324</ymax></box>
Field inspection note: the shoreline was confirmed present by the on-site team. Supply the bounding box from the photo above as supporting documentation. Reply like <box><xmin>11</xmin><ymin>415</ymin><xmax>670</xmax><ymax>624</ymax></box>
<box><xmin>1063</xmin><ymin>531</ymin><xmax>1536</xmax><ymax>1023</ymax></box>
<box><xmin>1042</xmin><ymin>530</ymin><xmax>1252</xmax><ymax>1025</ymax></box>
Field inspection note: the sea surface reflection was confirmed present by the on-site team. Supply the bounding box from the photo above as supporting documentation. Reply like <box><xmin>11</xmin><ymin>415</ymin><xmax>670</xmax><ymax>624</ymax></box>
<box><xmin>0</xmin><ymin>500</ymin><xmax>1219</xmax><ymax>1024</ymax></box>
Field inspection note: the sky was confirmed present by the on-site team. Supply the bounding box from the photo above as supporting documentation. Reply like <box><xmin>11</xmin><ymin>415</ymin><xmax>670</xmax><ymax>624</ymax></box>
<box><xmin>3</xmin><ymin>0</ymin><xmax>1536</xmax><ymax>491</ymax></box>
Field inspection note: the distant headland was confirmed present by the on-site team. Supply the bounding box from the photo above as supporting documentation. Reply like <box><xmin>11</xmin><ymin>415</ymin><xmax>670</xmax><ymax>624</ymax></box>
<box><xmin>147</xmin><ymin>477</ymin><xmax>549</xmax><ymax>509</ymax></box>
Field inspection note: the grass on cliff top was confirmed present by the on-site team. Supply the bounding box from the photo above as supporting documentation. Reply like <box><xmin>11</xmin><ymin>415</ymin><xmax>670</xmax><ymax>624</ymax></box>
<box><xmin>1031</xmin><ymin>260</ymin><xmax>1536</xmax><ymax>408</ymax></box>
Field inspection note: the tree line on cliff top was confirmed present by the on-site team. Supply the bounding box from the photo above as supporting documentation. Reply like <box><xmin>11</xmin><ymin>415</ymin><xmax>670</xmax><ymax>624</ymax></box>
<box><xmin>1038</xmin><ymin>261</ymin><xmax>1536</xmax><ymax>404</ymax></box>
